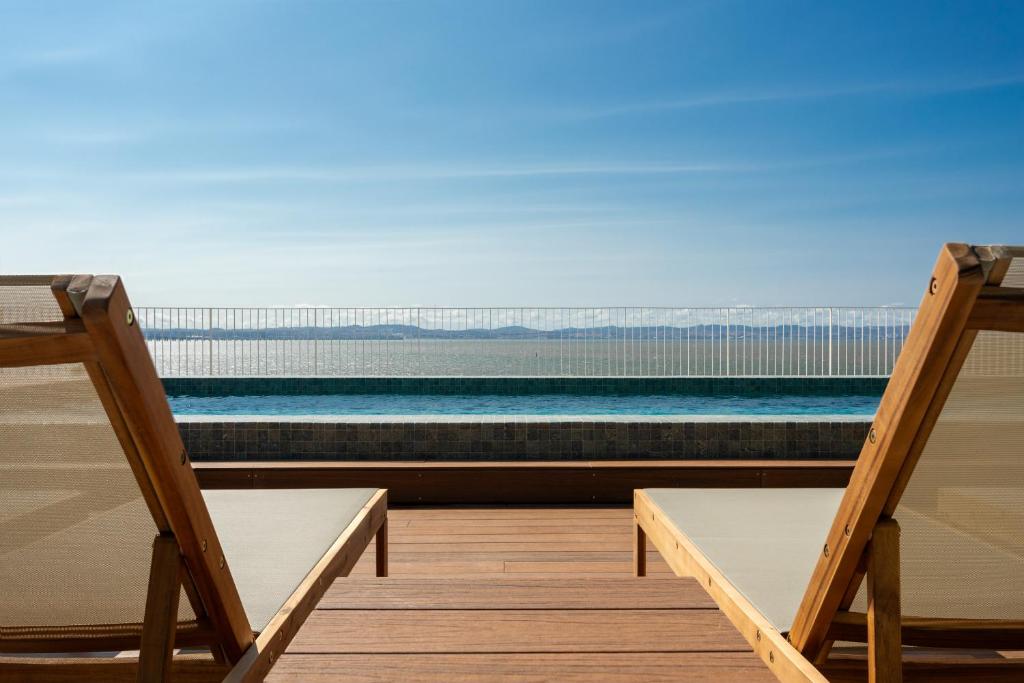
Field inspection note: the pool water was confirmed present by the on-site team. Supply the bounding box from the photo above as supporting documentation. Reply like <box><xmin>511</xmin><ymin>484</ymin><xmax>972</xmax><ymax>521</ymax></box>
<box><xmin>168</xmin><ymin>393</ymin><xmax>879</xmax><ymax>416</ymax></box>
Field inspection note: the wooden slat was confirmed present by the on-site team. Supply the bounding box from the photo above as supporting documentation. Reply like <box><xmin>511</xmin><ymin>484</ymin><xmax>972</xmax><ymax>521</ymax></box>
<box><xmin>385</xmin><ymin>507</ymin><xmax>633</xmax><ymax>520</ymax></box>
<box><xmin>633</xmin><ymin>516</ymin><xmax>647</xmax><ymax>577</ymax></box>
<box><xmin>137</xmin><ymin>535</ymin><xmax>184</xmax><ymax>683</ymax></box>
<box><xmin>404</xmin><ymin>519</ymin><xmax>631</xmax><ymax>530</ymax></box>
<box><xmin>0</xmin><ymin>655</ymin><xmax>227</xmax><ymax>683</ymax></box>
<box><xmin>502</xmin><ymin>557</ymin><xmax>673</xmax><ymax>575</ymax></box>
<box><xmin>0</xmin><ymin>328</ymin><xmax>94</xmax><ymax>367</ymax></box>
<box><xmin>319</xmin><ymin>577</ymin><xmax>714</xmax><ymax>609</ymax></box>
<box><xmin>350</xmin><ymin>558</ymin><xmax>508</xmax><ymax>575</ymax></box>
<box><xmin>76</xmin><ymin>275</ymin><xmax>254</xmax><ymax>662</ymax></box>
<box><xmin>349</xmin><ymin>541</ymin><xmax>637</xmax><ymax>553</ymax></box>
<box><xmin>822</xmin><ymin>655</ymin><xmax>1024</xmax><ymax>683</ymax></box>
<box><xmin>828</xmin><ymin>613</ymin><xmax>1024</xmax><ymax>650</ymax></box>
<box><xmin>0</xmin><ymin>320</ymin><xmax>86</xmax><ymax>337</ymax></box>
<box><xmin>866</xmin><ymin>519</ymin><xmax>901</xmax><ymax>683</ymax></box>
<box><xmin>636</xmin><ymin>490</ymin><xmax>829</xmax><ymax>683</ymax></box>
<box><xmin>289</xmin><ymin>608</ymin><xmax>749</xmax><ymax>653</ymax></box>
<box><xmin>266</xmin><ymin>652</ymin><xmax>776</xmax><ymax>682</ymax></box>
<box><xmin>386</xmin><ymin>532</ymin><xmax>632</xmax><ymax>545</ymax></box>
<box><xmin>0</xmin><ymin>622</ymin><xmax>217</xmax><ymax>654</ymax></box>
<box><xmin>789</xmin><ymin>243</ymin><xmax>987</xmax><ymax>656</ymax></box>
<box><xmin>262</xmin><ymin>507</ymin><xmax>777</xmax><ymax>681</ymax></box>
<box><xmin>967</xmin><ymin>292</ymin><xmax>1024</xmax><ymax>332</ymax></box>
<box><xmin>374</xmin><ymin>517</ymin><xmax>388</xmax><ymax>577</ymax></box>
<box><xmin>222</xmin><ymin>491</ymin><xmax>387</xmax><ymax>683</ymax></box>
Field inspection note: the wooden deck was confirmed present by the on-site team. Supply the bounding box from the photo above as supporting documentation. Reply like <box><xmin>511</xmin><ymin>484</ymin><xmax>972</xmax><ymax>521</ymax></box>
<box><xmin>266</xmin><ymin>506</ymin><xmax>776</xmax><ymax>682</ymax></box>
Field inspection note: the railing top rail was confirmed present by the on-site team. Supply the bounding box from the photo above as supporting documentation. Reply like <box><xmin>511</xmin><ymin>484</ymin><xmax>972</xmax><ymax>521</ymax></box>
<box><xmin>136</xmin><ymin>305</ymin><xmax>918</xmax><ymax>311</ymax></box>
<box><xmin>136</xmin><ymin>305</ymin><xmax>916</xmax><ymax>378</ymax></box>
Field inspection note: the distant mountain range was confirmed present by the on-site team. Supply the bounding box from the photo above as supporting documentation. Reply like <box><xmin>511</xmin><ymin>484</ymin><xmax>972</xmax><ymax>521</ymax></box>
<box><xmin>142</xmin><ymin>323</ymin><xmax>910</xmax><ymax>342</ymax></box>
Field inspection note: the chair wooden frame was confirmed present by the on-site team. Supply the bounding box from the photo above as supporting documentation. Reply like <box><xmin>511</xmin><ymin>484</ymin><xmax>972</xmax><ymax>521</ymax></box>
<box><xmin>635</xmin><ymin>244</ymin><xmax>1024</xmax><ymax>683</ymax></box>
<box><xmin>0</xmin><ymin>275</ymin><xmax>388</xmax><ymax>682</ymax></box>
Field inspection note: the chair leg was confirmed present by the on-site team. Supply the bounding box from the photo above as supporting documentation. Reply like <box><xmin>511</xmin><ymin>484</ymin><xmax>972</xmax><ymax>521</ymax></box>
<box><xmin>633</xmin><ymin>517</ymin><xmax>647</xmax><ymax>577</ymax></box>
<box><xmin>867</xmin><ymin>517</ymin><xmax>901</xmax><ymax>683</ymax></box>
<box><xmin>138</xmin><ymin>533</ymin><xmax>183</xmax><ymax>683</ymax></box>
<box><xmin>375</xmin><ymin>518</ymin><xmax>389</xmax><ymax>577</ymax></box>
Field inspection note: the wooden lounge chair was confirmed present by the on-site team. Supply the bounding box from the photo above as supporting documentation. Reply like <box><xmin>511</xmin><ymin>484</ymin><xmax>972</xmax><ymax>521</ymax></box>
<box><xmin>634</xmin><ymin>244</ymin><xmax>1024</xmax><ymax>682</ymax></box>
<box><xmin>0</xmin><ymin>275</ymin><xmax>388</xmax><ymax>682</ymax></box>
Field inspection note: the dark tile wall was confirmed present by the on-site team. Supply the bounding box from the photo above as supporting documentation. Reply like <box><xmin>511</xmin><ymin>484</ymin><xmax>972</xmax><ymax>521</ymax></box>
<box><xmin>179</xmin><ymin>419</ymin><xmax>870</xmax><ymax>462</ymax></box>
<box><xmin>165</xmin><ymin>376</ymin><xmax>888</xmax><ymax>397</ymax></box>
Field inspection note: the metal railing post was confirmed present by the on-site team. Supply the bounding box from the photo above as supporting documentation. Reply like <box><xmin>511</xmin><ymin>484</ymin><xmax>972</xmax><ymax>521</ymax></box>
<box><xmin>828</xmin><ymin>307</ymin><xmax>833</xmax><ymax>377</ymax></box>
<box><xmin>137</xmin><ymin>305</ymin><xmax>915</xmax><ymax>380</ymax></box>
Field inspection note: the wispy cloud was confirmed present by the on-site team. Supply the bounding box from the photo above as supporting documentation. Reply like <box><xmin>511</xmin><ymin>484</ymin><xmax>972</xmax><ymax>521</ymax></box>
<box><xmin>134</xmin><ymin>162</ymin><xmax>741</xmax><ymax>184</ymax></box>
<box><xmin>125</xmin><ymin>150</ymin><xmax>913</xmax><ymax>185</ymax></box>
<box><xmin>0</xmin><ymin>194</ymin><xmax>45</xmax><ymax>208</ymax></box>
<box><xmin>556</xmin><ymin>73</ymin><xmax>1024</xmax><ymax>119</ymax></box>
<box><xmin>43</xmin><ymin>128</ymin><xmax>148</xmax><ymax>146</ymax></box>
<box><xmin>17</xmin><ymin>46</ymin><xmax>105</xmax><ymax>66</ymax></box>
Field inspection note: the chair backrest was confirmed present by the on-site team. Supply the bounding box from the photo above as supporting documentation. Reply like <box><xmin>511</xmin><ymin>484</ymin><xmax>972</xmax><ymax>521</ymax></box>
<box><xmin>0</xmin><ymin>276</ymin><xmax>251</xmax><ymax>661</ymax></box>
<box><xmin>789</xmin><ymin>244</ymin><xmax>1024</xmax><ymax>655</ymax></box>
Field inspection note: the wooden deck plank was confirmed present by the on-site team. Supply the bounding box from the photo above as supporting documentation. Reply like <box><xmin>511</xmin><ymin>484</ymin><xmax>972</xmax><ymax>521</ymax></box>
<box><xmin>320</xmin><ymin>577</ymin><xmax>713</xmax><ymax>609</ymax></box>
<box><xmin>268</xmin><ymin>507</ymin><xmax>772</xmax><ymax>682</ymax></box>
<box><xmin>289</xmin><ymin>608</ymin><xmax>749</xmax><ymax>653</ymax></box>
<box><xmin>387</xmin><ymin>507</ymin><xmax>634</xmax><ymax>520</ymax></box>
<box><xmin>266</xmin><ymin>652</ymin><xmax>776</xmax><ymax>682</ymax></box>
<box><xmin>348</xmin><ymin>550</ymin><xmax>673</xmax><ymax>576</ymax></box>
<box><xmin>346</xmin><ymin>541</ymin><xmax>641</xmax><ymax>552</ymax></box>
<box><xmin>400</xmin><ymin>522</ymin><xmax>636</xmax><ymax>532</ymax></box>
<box><xmin>387</xmin><ymin>532</ymin><xmax>636</xmax><ymax>545</ymax></box>
<box><xmin>501</xmin><ymin>559</ymin><xmax>672</xmax><ymax>574</ymax></box>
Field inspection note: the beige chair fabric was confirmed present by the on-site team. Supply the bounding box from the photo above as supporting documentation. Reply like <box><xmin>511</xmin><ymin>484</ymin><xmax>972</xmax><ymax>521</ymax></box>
<box><xmin>1</xmin><ymin>278</ymin><xmax>384</xmax><ymax>660</ymax></box>
<box><xmin>0</xmin><ymin>283</ymin><xmax>195</xmax><ymax>631</ymax></box>
<box><xmin>647</xmin><ymin>256</ymin><xmax>1024</xmax><ymax>634</ymax></box>
<box><xmin>644</xmin><ymin>488</ymin><xmax>845</xmax><ymax>631</ymax></box>
<box><xmin>202</xmin><ymin>488</ymin><xmax>377</xmax><ymax>631</ymax></box>
<box><xmin>849</xmin><ymin>257</ymin><xmax>1024</xmax><ymax>618</ymax></box>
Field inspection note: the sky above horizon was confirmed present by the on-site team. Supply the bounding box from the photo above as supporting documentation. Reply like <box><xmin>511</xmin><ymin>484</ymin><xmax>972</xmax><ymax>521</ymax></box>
<box><xmin>1</xmin><ymin>1</ymin><xmax>1021</xmax><ymax>307</ymax></box>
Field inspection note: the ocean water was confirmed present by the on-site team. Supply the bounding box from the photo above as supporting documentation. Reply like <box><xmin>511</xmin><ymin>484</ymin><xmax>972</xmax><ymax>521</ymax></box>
<box><xmin>168</xmin><ymin>392</ymin><xmax>880</xmax><ymax>416</ymax></box>
<box><xmin>149</xmin><ymin>339</ymin><xmax>903</xmax><ymax>377</ymax></box>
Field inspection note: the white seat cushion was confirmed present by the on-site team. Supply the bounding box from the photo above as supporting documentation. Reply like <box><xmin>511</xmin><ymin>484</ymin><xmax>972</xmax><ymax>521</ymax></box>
<box><xmin>645</xmin><ymin>488</ymin><xmax>844</xmax><ymax>632</ymax></box>
<box><xmin>202</xmin><ymin>488</ymin><xmax>378</xmax><ymax>631</ymax></box>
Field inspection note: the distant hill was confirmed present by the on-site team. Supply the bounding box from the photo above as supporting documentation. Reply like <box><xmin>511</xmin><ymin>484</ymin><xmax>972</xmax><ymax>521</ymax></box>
<box><xmin>142</xmin><ymin>323</ymin><xmax>910</xmax><ymax>342</ymax></box>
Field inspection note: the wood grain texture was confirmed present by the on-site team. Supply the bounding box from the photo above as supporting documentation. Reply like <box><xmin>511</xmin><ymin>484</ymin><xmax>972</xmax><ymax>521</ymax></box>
<box><xmin>289</xmin><ymin>608</ymin><xmax>748</xmax><ymax>653</ymax></box>
<box><xmin>222</xmin><ymin>490</ymin><xmax>387</xmax><ymax>683</ymax></box>
<box><xmin>319</xmin><ymin>577</ymin><xmax>714</xmax><ymax>610</ymax></box>
<box><xmin>822</xmin><ymin>655</ymin><xmax>1024</xmax><ymax>683</ymax></box>
<box><xmin>78</xmin><ymin>275</ymin><xmax>253</xmax><ymax>661</ymax></box>
<box><xmin>867</xmin><ymin>519</ymin><xmax>901</xmax><ymax>683</ymax></box>
<box><xmin>137</xmin><ymin>535</ymin><xmax>183</xmax><ymax>683</ymax></box>
<box><xmin>266</xmin><ymin>653</ymin><xmax>776</xmax><ymax>682</ymax></box>
<box><xmin>0</xmin><ymin>327</ymin><xmax>94</xmax><ymax>367</ymax></box>
<box><xmin>828</xmin><ymin>612</ymin><xmax>1024</xmax><ymax>649</ymax></box>
<box><xmin>0</xmin><ymin>655</ymin><xmax>227</xmax><ymax>683</ymax></box>
<box><xmin>267</xmin><ymin>506</ymin><xmax>774</xmax><ymax>682</ymax></box>
<box><xmin>635</xmin><ymin>490</ymin><xmax>830</xmax><ymax>683</ymax></box>
<box><xmin>790</xmin><ymin>243</ymin><xmax>986</xmax><ymax>656</ymax></box>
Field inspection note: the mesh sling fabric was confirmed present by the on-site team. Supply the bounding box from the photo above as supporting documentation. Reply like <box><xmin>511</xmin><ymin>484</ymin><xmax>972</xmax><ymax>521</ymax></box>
<box><xmin>851</xmin><ymin>257</ymin><xmax>1024</xmax><ymax>619</ymax></box>
<box><xmin>0</xmin><ymin>280</ymin><xmax>194</xmax><ymax>639</ymax></box>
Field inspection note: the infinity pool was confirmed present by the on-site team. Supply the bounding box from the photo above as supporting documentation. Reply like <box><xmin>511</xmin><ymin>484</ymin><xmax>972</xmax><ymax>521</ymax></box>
<box><xmin>168</xmin><ymin>393</ymin><xmax>879</xmax><ymax>416</ymax></box>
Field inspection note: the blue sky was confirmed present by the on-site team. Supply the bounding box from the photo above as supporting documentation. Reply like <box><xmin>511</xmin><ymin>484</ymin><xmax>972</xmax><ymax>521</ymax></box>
<box><xmin>0</xmin><ymin>1</ymin><xmax>1021</xmax><ymax>306</ymax></box>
